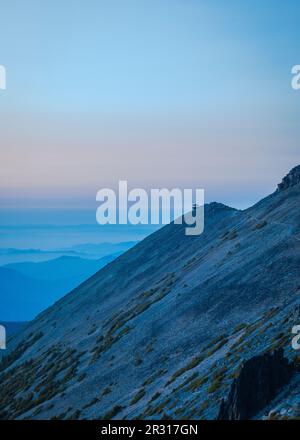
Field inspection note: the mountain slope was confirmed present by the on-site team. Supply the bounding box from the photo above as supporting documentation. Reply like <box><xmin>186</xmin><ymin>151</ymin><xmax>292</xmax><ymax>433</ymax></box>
<box><xmin>0</xmin><ymin>166</ymin><xmax>300</xmax><ymax>420</ymax></box>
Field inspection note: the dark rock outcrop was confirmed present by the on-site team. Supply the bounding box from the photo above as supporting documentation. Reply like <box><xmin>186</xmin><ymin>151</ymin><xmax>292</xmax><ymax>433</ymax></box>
<box><xmin>278</xmin><ymin>165</ymin><xmax>300</xmax><ymax>191</ymax></box>
<box><xmin>218</xmin><ymin>349</ymin><xmax>294</xmax><ymax>420</ymax></box>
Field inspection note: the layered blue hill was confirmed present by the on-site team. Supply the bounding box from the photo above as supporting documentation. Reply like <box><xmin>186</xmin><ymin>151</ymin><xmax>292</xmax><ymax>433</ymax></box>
<box><xmin>0</xmin><ymin>254</ymin><xmax>119</xmax><ymax>321</ymax></box>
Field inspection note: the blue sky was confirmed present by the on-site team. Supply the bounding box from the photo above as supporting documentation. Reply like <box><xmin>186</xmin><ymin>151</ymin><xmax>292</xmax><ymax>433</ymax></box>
<box><xmin>0</xmin><ymin>0</ymin><xmax>299</xmax><ymax>213</ymax></box>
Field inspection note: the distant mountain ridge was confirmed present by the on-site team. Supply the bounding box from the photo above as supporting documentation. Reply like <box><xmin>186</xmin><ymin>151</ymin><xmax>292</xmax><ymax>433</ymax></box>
<box><xmin>0</xmin><ymin>322</ymin><xmax>27</xmax><ymax>338</ymax></box>
<box><xmin>0</xmin><ymin>241</ymin><xmax>137</xmax><ymax>265</ymax></box>
<box><xmin>4</xmin><ymin>254</ymin><xmax>119</xmax><ymax>281</ymax></box>
<box><xmin>0</xmin><ymin>166</ymin><xmax>299</xmax><ymax>420</ymax></box>
<box><xmin>0</xmin><ymin>254</ymin><xmax>120</xmax><ymax>321</ymax></box>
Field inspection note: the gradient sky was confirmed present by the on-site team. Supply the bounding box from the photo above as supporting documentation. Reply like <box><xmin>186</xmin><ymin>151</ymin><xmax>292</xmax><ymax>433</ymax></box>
<box><xmin>0</xmin><ymin>0</ymin><xmax>299</xmax><ymax>212</ymax></box>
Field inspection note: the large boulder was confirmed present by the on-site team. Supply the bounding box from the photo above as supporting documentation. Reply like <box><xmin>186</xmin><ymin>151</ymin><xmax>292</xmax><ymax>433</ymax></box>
<box><xmin>218</xmin><ymin>349</ymin><xmax>294</xmax><ymax>420</ymax></box>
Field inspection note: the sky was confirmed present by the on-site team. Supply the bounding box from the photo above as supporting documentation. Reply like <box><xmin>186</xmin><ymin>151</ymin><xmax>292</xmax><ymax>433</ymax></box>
<box><xmin>0</xmin><ymin>0</ymin><xmax>300</xmax><ymax>216</ymax></box>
